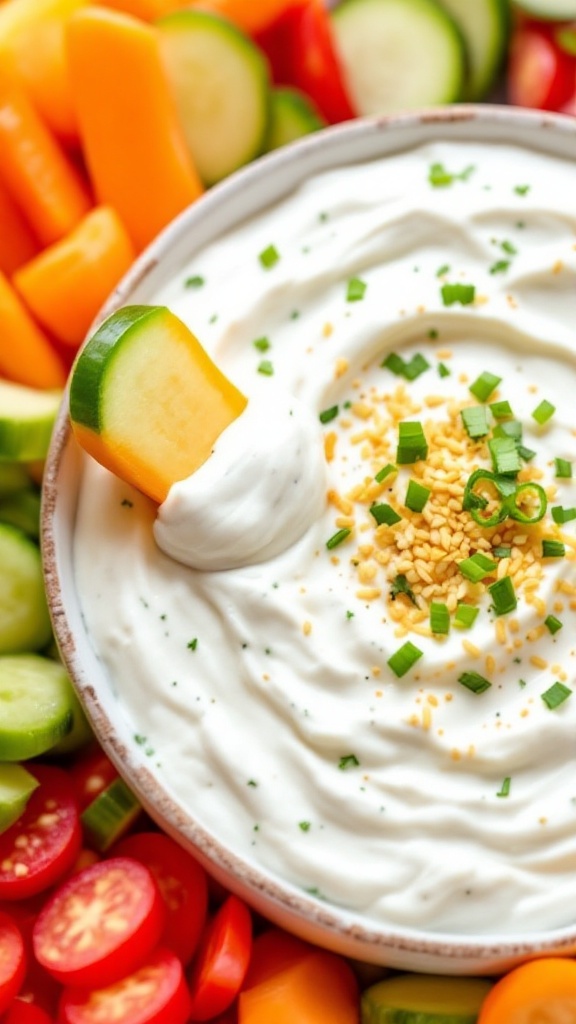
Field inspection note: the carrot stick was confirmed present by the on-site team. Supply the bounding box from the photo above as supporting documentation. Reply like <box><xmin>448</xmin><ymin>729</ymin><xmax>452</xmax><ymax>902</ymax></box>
<box><xmin>66</xmin><ymin>7</ymin><xmax>204</xmax><ymax>253</ymax></box>
<box><xmin>477</xmin><ymin>958</ymin><xmax>576</xmax><ymax>1023</ymax></box>
<box><xmin>0</xmin><ymin>178</ymin><xmax>39</xmax><ymax>274</ymax></box>
<box><xmin>0</xmin><ymin>270</ymin><xmax>66</xmax><ymax>388</ymax></box>
<box><xmin>0</xmin><ymin>69</ymin><xmax>91</xmax><ymax>246</ymax></box>
<box><xmin>13</xmin><ymin>205</ymin><xmax>136</xmax><ymax>348</ymax></box>
<box><xmin>0</xmin><ymin>0</ymin><xmax>88</xmax><ymax>142</ymax></box>
<box><xmin>238</xmin><ymin>949</ymin><xmax>359</xmax><ymax>1024</ymax></box>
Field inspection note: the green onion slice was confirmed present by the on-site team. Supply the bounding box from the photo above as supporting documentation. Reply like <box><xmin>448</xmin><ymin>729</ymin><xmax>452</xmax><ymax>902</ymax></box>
<box><xmin>542</xmin><ymin>539</ymin><xmax>565</xmax><ymax>558</ymax></box>
<box><xmin>532</xmin><ymin>399</ymin><xmax>555</xmax><ymax>425</ymax></box>
<box><xmin>461</xmin><ymin>405</ymin><xmax>490</xmax><ymax>439</ymax></box>
<box><xmin>387</xmin><ymin>641</ymin><xmax>423</xmax><ymax>678</ymax></box>
<box><xmin>459</xmin><ymin>671</ymin><xmax>492</xmax><ymax>694</ymax></box>
<box><xmin>490</xmin><ymin>400</ymin><xmax>513</xmax><ymax>420</ymax></box>
<box><xmin>541</xmin><ymin>681</ymin><xmax>572</xmax><ymax>709</ymax></box>
<box><xmin>430</xmin><ymin>602</ymin><xmax>450</xmax><ymax>635</ymax></box>
<box><xmin>454</xmin><ymin>604</ymin><xmax>480</xmax><ymax>629</ymax></box>
<box><xmin>326</xmin><ymin>528</ymin><xmax>351</xmax><ymax>550</ymax></box>
<box><xmin>545</xmin><ymin>615</ymin><xmax>563</xmax><ymax>635</ymax></box>
<box><xmin>488</xmin><ymin>576</ymin><xmax>517</xmax><ymax>616</ymax></box>
<box><xmin>370</xmin><ymin>503</ymin><xmax>402</xmax><ymax>527</ymax></box>
<box><xmin>459</xmin><ymin>552</ymin><xmax>498</xmax><ymax>583</ymax></box>
<box><xmin>555</xmin><ymin>458</ymin><xmax>572</xmax><ymax>479</ymax></box>
<box><xmin>488</xmin><ymin>436</ymin><xmax>521</xmax><ymax>477</ymax></box>
<box><xmin>375</xmin><ymin>463</ymin><xmax>397</xmax><ymax>484</ymax></box>
<box><xmin>469</xmin><ymin>371</ymin><xmax>501</xmax><ymax>402</ymax></box>
<box><xmin>397</xmin><ymin>422</ymin><xmax>428</xmax><ymax>464</ymax></box>
<box><xmin>551</xmin><ymin>506</ymin><xmax>576</xmax><ymax>525</ymax></box>
<box><xmin>405</xmin><ymin>480</ymin><xmax>431</xmax><ymax>513</ymax></box>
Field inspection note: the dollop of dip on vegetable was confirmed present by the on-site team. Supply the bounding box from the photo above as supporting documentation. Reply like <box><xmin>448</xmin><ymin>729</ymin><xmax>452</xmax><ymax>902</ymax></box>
<box><xmin>74</xmin><ymin>140</ymin><xmax>576</xmax><ymax>935</ymax></box>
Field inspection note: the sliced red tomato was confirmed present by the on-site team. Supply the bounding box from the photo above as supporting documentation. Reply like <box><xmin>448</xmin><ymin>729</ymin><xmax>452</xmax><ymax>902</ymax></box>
<box><xmin>69</xmin><ymin>743</ymin><xmax>119</xmax><ymax>812</ymax></box>
<box><xmin>507</xmin><ymin>21</ymin><xmax>576</xmax><ymax>111</ymax></box>
<box><xmin>0</xmin><ymin>766</ymin><xmax>81</xmax><ymax>901</ymax></box>
<box><xmin>0</xmin><ymin>912</ymin><xmax>26</xmax><ymax>1015</ymax></box>
<box><xmin>187</xmin><ymin>894</ymin><xmax>252</xmax><ymax>1021</ymax></box>
<box><xmin>58</xmin><ymin>947</ymin><xmax>191</xmax><ymax>1024</ymax></box>
<box><xmin>32</xmin><ymin>856</ymin><xmax>165</xmax><ymax>989</ymax></box>
<box><xmin>255</xmin><ymin>0</ymin><xmax>356</xmax><ymax>123</ymax></box>
<box><xmin>2</xmin><ymin>998</ymin><xmax>54</xmax><ymax>1024</ymax></box>
<box><xmin>113</xmin><ymin>832</ymin><xmax>208</xmax><ymax>966</ymax></box>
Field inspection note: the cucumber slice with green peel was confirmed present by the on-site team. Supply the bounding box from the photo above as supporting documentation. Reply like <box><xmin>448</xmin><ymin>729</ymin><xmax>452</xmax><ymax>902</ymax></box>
<box><xmin>158</xmin><ymin>9</ymin><xmax>270</xmax><ymax>186</ymax></box>
<box><xmin>436</xmin><ymin>0</ymin><xmax>509</xmax><ymax>99</ymax></box>
<box><xmin>0</xmin><ymin>380</ymin><xmax>61</xmax><ymax>462</ymax></box>
<box><xmin>0</xmin><ymin>523</ymin><xmax>52</xmax><ymax>654</ymax></box>
<box><xmin>267</xmin><ymin>88</ymin><xmax>325</xmax><ymax>151</ymax></box>
<box><xmin>362</xmin><ymin>974</ymin><xmax>494</xmax><ymax>1024</ymax></box>
<box><xmin>331</xmin><ymin>0</ymin><xmax>466</xmax><ymax>115</ymax></box>
<box><xmin>50</xmin><ymin>684</ymin><xmax>93</xmax><ymax>754</ymax></box>
<box><xmin>0</xmin><ymin>487</ymin><xmax>41</xmax><ymax>540</ymax></box>
<box><xmin>0</xmin><ymin>763</ymin><xmax>39</xmax><ymax>833</ymax></box>
<box><xmin>513</xmin><ymin>0</ymin><xmax>576</xmax><ymax>18</ymax></box>
<box><xmin>81</xmin><ymin>777</ymin><xmax>142</xmax><ymax>852</ymax></box>
<box><xmin>0</xmin><ymin>654</ymin><xmax>76</xmax><ymax>760</ymax></box>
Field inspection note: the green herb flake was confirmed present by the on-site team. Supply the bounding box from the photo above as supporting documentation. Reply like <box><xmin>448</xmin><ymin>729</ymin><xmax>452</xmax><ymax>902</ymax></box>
<box><xmin>441</xmin><ymin>283</ymin><xmax>476</xmax><ymax>307</ymax></box>
<box><xmin>382</xmin><ymin>352</ymin><xmax>406</xmax><ymax>376</ymax></box>
<box><xmin>346</xmin><ymin>610</ymin><xmax>354</xmax><ymax>620</ymax></box>
<box><xmin>319</xmin><ymin>405</ymin><xmax>339</xmax><ymax>424</ymax></box>
<box><xmin>390</xmin><ymin>574</ymin><xmax>418</xmax><ymax>607</ymax></box>
<box><xmin>259</xmin><ymin>244</ymin><xmax>280</xmax><ymax>269</ymax></box>
<box><xmin>257</xmin><ymin>359</ymin><xmax>274</xmax><ymax>376</ymax></box>
<box><xmin>253</xmin><ymin>336</ymin><xmax>270</xmax><ymax>352</ymax></box>
<box><xmin>438</xmin><ymin>362</ymin><xmax>451</xmax><ymax>378</ymax></box>
<box><xmin>184</xmin><ymin>274</ymin><xmax>205</xmax><ymax>288</ymax></box>
<box><xmin>458</xmin><ymin>671</ymin><xmax>492</xmax><ymax>694</ymax></box>
<box><xmin>541</xmin><ymin>681</ymin><xmax>572</xmax><ymax>710</ymax></box>
<box><xmin>436</xmin><ymin>263</ymin><xmax>451</xmax><ymax>278</ymax></box>
<box><xmin>187</xmin><ymin>638</ymin><xmax>198</xmax><ymax>651</ymax></box>
<box><xmin>489</xmin><ymin>260</ymin><xmax>511</xmax><ymax>275</ymax></box>
<box><xmin>346</xmin><ymin>276</ymin><xmax>367</xmax><ymax>302</ymax></box>
<box><xmin>428</xmin><ymin>162</ymin><xmax>475</xmax><ymax>187</ymax></box>
<box><xmin>387</xmin><ymin>641</ymin><xmax>423</xmax><ymax>678</ymax></box>
<box><xmin>501</xmin><ymin>240</ymin><xmax>517</xmax><ymax>255</ymax></box>
<box><xmin>339</xmin><ymin>754</ymin><xmax>360</xmax><ymax>770</ymax></box>
<box><xmin>514</xmin><ymin>184</ymin><xmax>530</xmax><ymax>196</ymax></box>
<box><xmin>496</xmin><ymin>777</ymin><xmax>511</xmax><ymax>798</ymax></box>
<box><xmin>299</xmin><ymin>820</ymin><xmax>311</xmax><ymax>831</ymax></box>
<box><xmin>326</xmin><ymin>528</ymin><xmax>351</xmax><ymax>550</ymax></box>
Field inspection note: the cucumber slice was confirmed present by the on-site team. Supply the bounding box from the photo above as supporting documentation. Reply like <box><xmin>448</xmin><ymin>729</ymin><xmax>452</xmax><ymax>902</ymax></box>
<box><xmin>50</xmin><ymin>683</ymin><xmax>93</xmax><ymax>754</ymax></box>
<box><xmin>0</xmin><ymin>380</ymin><xmax>61</xmax><ymax>462</ymax></box>
<box><xmin>0</xmin><ymin>763</ymin><xmax>39</xmax><ymax>834</ymax></box>
<box><xmin>267</xmin><ymin>87</ymin><xmax>325</xmax><ymax>151</ymax></box>
<box><xmin>0</xmin><ymin>523</ymin><xmax>52</xmax><ymax>654</ymax></box>
<box><xmin>0</xmin><ymin>654</ymin><xmax>76</xmax><ymax>760</ymax></box>
<box><xmin>331</xmin><ymin>0</ymin><xmax>465</xmax><ymax>115</ymax></box>
<box><xmin>362</xmin><ymin>974</ymin><xmax>493</xmax><ymax>1024</ymax></box>
<box><xmin>0</xmin><ymin>487</ymin><xmax>41</xmax><ymax>540</ymax></box>
<box><xmin>158</xmin><ymin>10</ymin><xmax>270</xmax><ymax>186</ymax></box>
<box><xmin>81</xmin><ymin>777</ymin><xmax>142</xmax><ymax>852</ymax></box>
<box><xmin>513</xmin><ymin>0</ymin><xmax>576</xmax><ymax>18</ymax></box>
<box><xmin>436</xmin><ymin>0</ymin><xmax>509</xmax><ymax>99</ymax></box>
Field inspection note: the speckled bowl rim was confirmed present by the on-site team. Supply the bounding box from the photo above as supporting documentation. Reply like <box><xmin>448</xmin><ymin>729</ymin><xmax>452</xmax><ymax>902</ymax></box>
<box><xmin>42</xmin><ymin>105</ymin><xmax>576</xmax><ymax>975</ymax></box>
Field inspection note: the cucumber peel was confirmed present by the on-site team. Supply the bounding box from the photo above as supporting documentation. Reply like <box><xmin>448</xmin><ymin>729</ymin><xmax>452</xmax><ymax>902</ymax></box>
<box><xmin>267</xmin><ymin>88</ymin><xmax>325</xmax><ymax>151</ymax></box>
<box><xmin>0</xmin><ymin>762</ymin><xmax>39</xmax><ymax>834</ymax></box>
<box><xmin>436</xmin><ymin>0</ymin><xmax>509</xmax><ymax>99</ymax></box>
<box><xmin>0</xmin><ymin>654</ymin><xmax>76</xmax><ymax>760</ymax></box>
<box><xmin>513</xmin><ymin>0</ymin><xmax>576</xmax><ymax>18</ymax></box>
<box><xmin>0</xmin><ymin>523</ymin><xmax>52</xmax><ymax>654</ymax></box>
<box><xmin>81</xmin><ymin>777</ymin><xmax>142</xmax><ymax>852</ymax></box>
<box><xmin>362</xmin><ymin>974</ymin><xmax>494</xmax><ymax>1024</ymax></box>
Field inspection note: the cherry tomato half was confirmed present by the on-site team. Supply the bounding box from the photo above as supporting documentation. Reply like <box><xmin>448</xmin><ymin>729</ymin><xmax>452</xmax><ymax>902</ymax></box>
<box><xmin>0</xmin><ymin>912</ymin><xmax>26</xmax><ymax>1015</ymax></box>
<box><xmin>3</xmin><ymin>998</ymin><xmax>54</xmax><ymax>1024</ymax></box>
<box><xmin>113</xmin><ymin>831</ymin><xmax>208</xmax><ymax>965</ymax></box>
<box><xmin>58</xmin><ymin>947</ymin><xmax>191</xmax><ymax>1024</ymax></box>
<box><xmin>188</xmin><ymin>894</ymin><xmax>252</xmax><ymax>1021</ymax></box>
<box><xmin>0</xmin><ymin>766</ymin><xmax>81</xmax><ymax>901</ymax></box>
<box><xmin>507</xmin><ymin>21</ymin><xmax>576</xmax><ymax>111</ymax></box>
<box><xmin>32</xmin><ymin>856</ymin><xmax>165</xmax><ymax>989</ymax></box>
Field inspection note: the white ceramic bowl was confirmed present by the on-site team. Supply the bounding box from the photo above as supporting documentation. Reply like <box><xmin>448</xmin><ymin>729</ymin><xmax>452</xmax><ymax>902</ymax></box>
<box><xmin>42</xmin><ymin>105</ymin><xmax>576</xmax><ymax>976</ymax></box>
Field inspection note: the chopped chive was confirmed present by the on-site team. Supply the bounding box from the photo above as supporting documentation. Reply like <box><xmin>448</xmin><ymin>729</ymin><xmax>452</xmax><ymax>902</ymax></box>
<box><xmin>299</xmin><ymin>821</ymin><xmax>311</xmax><ymax>831</ymax></box>
<box><xmin>542</xmin><ymin>539</ymin><xmax>565</xmax><ymax>558</ymax></box>
<box><xmin>403</xmin><ymin>353</ymin><xmax>430</xmax><ymax>380</ymax></box>
<box><xmin>253</xmin><ymin>336</ymin><xmax>270</xmax><ymax>352</ymax></box>
<box><xmin>375</xmin><ymin>463</ymin><xmax>397</xmax><ymax>484</ymax></box>
<box><xmin>532</xmin><ymin>399</ymin><xmax>555</xmax><ymax>425</ymax></box>
<box><xmin>436</xmin><ymin>263</ymin><xmax>451</xmax><ymax>278</ymax></box>
<box><xmin>370</xmin><ymin>503</ymin><xmax>402</xmax><ymax>526</ymax></box>
<box><xmin>469</xmin><ymin>371</ymin><xmax>502</xmax><ymax>402</ymax></box>
<box><xmin>438</xmin><ymin>362</ymin><xmax>451</xmax><ymax>378</ymax></box>
<box><xmin>493</xmin><ymin>546</ymin><xmax>512</xmax><ymax>559</ymax></box>
<box><xmin>430</xmin><ymin>602</ymin><xmax>450</xmax><ymax>635</ymax></box>
<box><xmin>488</xmin><ymin>436</ymin><xmax>521</xmax><ymax>476</ymax></box>
<box><xmin>346</xmin><ymin>276</ymin><xmax>367</xmax><ymax>302</ymax></box>
<box><xmin>405</xmin><ymin>480</ymin><xmax>431</xmax><ymax>513</ymax></box>
<box><xmin>382</xmin><ymin>352</ymin><xmax>406</xmax><ymax>375</ymax></box>
<box><xmin>489</xmin><ymin>259</ymin><xmax>511</xmax><ymax>275</ymax></box>
<box><xmin>518</xmin><ymin>445</ymin><xmax>537</xmax><ymax>462</ymax></box>
<box><xmin>257</xmin><ymin>360</ymin><xmax>274</xmax><ymax>376</ymax></box>
<box><xmin>545</xmin><ymin>615</ymin><xmax>563</xmax><ymax>635</ymax></box>
<box><xmin>440</xmin><ymin>282</ymin><xmax>476</xmax><ymax>306</ymax></box>
<box><xmin>387</xmin><ymin>641</ymin><xmax>423</xmax><ymax>678</ymax></box>
<box><xmin>541</xmin><ymin>681</ymin><xmax>572</xmax><ymax>709</ymax></box>
<box><xmin>493</xmin><ymin>419</ymin><xmax>522</xmax><ymax>442</ymax></box>
<box><xmin>555</xmin><ymin>458</ymin><xmax>572</xmax><ymax>479</ymax></box>
<box><xmin>461</xmin><ymin>405</ymin><xmax>490</xmax><ymax>439</ymax></box>
<box><xmin>184</xmin><ymin>274</ymin><xmax>205</xmax><ymax>288</ymax></box>
<box><xmin>428</xmin><ymin>328</ymin><xmax>439</xmax><ymax>339</ymax></box>
<box><xmin>397</xmin><ymin>421</ymin><xmax>428</xmax><ymax>464</ymax></box>
<box><xmin>551</xmin><ymin>506</ymin><xmax>576</xmax><ymax>525</ymax></box>
<box><xmin>458</xmin><ymin>671</ymin><xmax>492</xmax><ymax>694</ymax></box>
<box><xmin>488</xmin><ymin>576</ymin><xmax>517</xmax><ymax>616</ymax></box>
<box><xmin>496</xmin><ymin>777</ymin><xmax>511</xmax><ymax>798</ymax></box>
<box><xmin>259</xmin><ymin>244</ymin><xmax>280</xmax><ymax>268</ymax></box>
<box><xmin>458</xmin><ymin>552</ymin><xmax>497</xmax><ymax>583</ymax></box>
<box><xmin>454</xmin><ymin>603</ymin><xmax>480</xmax><ymax>629</ymax></box>
<box><xmin>501</xmin><ymin>240</ymin><xmax>517</xmax><ymax>255</ymax></box>
<box><xmin>514</xmin><ymin>184</ymin><xmax>530</xmax><ymax>196</ymax></box>
<box><xmin>319</xmin><ymin>405</ymin><xmax>339</xmax><ymax>424</ymax></box>
<box><xmin>428</xmin><ymin>163</ymin><xmax>453</xmax><ymax>187</ymax></box>
<box><xmin>326</xmin><ymin>528</ymin><xmax>351</xmax><ymax>550</ymax></box>
<box><xmin>338</xmin><ymin>754</ymin><xmax>360</xmax><ymax>770</ymax></box>
<box><xmin>490</xmin><ymin>400</ymin><xmax>513</xmax><ymax>419</ymax></box>
<box><xmin>390</xmin><ymin>574</ymin><xmax>418</xmax><ymax>607</ymax></box>
<box><xmin>187</xmin><ymin>638</ymin><xmax>198</xmax><ymax>651</ymax></box>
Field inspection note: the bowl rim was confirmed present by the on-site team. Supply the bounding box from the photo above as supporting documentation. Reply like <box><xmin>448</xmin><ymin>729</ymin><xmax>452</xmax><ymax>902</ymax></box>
<box><xmin>42</xmin><ymin>103</ymin><xmax>576</xmax><ymax>971</ymax></box>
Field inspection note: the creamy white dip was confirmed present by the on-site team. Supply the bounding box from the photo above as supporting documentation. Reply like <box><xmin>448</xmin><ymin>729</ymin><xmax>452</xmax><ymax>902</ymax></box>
<box><xmin>74</xmin><ymin>140</ymin><xmax>576</xmax><ymax>935</ymax></box>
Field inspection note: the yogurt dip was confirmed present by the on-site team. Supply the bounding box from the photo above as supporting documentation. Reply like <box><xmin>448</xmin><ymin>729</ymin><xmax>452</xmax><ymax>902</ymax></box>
<box><xmin>73</xmin><ymin>138</ymin><xmax>576</xmax><ymax>936</ymax></box>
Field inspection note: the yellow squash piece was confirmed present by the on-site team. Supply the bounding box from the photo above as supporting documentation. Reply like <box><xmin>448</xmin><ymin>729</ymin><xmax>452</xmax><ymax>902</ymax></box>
<box><xmin>69</xmin><ymin>304</ymin><xmax>247</xmax><ymax>503</ymax></box>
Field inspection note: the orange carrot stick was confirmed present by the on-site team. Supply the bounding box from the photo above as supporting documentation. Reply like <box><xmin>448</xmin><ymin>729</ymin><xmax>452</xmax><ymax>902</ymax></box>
<box><xmin>13</xmin><ymin>205</ymin><xmax>136</xmax><ymax>348</ymax></box>
<box><xmin>0</xmin><ymin>270</ymin><xmax>66</xmax><ymax>388</ymax></box>
<box><xmin>96</xmin><ymin>0</ymin><xmax>191</xmax><ymax>19</ymax></box>
<box><xmin>66</xmin><ymin>7</ymin><xmax>204</xmax><ymax>253</ymax></box>
<box><xmin>238</xmin><ymin>949</ymin><xmax>359</xmax><ymax>1024</ymax></box>
<box><xmin>0</xmin><ymin>0</ymin><xmax>88</xmax><ymax>142</ymax></box>
<box><xmin>0</xmin><ymin>69</ymin><xmax>91</xmax><ymax>246</ymax></box>
<box><xmin>0</xmin><ymin>178</ymin><xmax>39</xmax><ymax>274</ymax></box>
<box><xmin>477</xmin><ymin>958</ymin><xmax>576</xmax><ymax>1023</ymax></box>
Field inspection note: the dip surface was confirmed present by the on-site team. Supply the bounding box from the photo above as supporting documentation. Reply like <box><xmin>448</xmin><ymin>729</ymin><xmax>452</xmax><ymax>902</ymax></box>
<box><xmin>74</xmin><ymin>139</ymin><xmax>576</xmax><ymax>936</ymax></box>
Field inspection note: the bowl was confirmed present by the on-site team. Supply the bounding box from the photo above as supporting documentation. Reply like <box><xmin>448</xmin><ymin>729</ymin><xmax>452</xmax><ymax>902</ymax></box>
<box><xmin>42</xmin><ymin>105</ymin><xmax>576</xmax><ymax>976</ymax></box>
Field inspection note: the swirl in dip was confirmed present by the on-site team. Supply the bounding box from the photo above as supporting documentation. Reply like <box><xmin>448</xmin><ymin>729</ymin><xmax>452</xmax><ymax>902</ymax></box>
<box><xmin>74</xmin><ymin>139</ymin><xmax>576</xmax><ymax>936</ymax></box>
